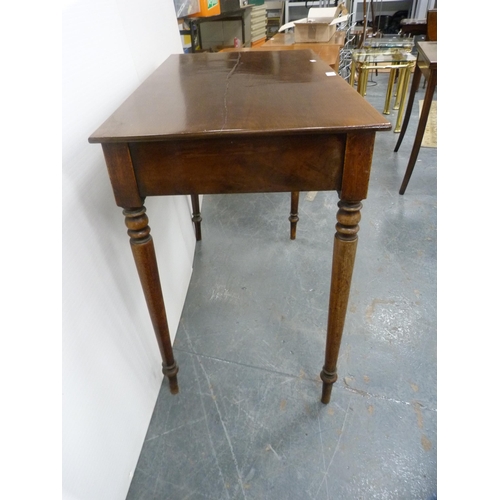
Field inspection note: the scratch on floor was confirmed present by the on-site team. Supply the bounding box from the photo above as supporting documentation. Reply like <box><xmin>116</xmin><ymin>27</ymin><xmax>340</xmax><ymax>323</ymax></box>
<box><xmin>145</xmin><ymin>417</ymin><xmax>206</xmax><ymax>442</ymax></box>
<box><xmin>342</xmin><ymin>377</ymin><xmax>437</xmax><ymax>411</ymax></box>
<box><xmin>265</xmin><ymin>443</ymin><xmax>281</xmax><ymax>460</ymax></box>
<box><xmin>191</xmin><ymin>338</ymin><xmax>249</xmax><ymax>499</ymax></box>
<box><xmin>182</xmin><ymin>326</ymin><xmax>231</xmax><ymax>500</ymax></box>
<box><xmin>316</xmin><ymin>412</ymin><xmax>329</xmax><ymax>500</ymax></box>
<box><xmin>313</xmin><ymin>397</ymin><xmax>352</xmax><ymax>500</ymax></box>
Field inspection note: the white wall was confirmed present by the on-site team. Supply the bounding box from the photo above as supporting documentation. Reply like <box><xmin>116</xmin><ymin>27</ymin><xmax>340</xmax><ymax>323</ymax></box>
<box><xmin>62</xmin><ymin>1</ymin><xmax>195</xmax><ymax>499</ymax></box>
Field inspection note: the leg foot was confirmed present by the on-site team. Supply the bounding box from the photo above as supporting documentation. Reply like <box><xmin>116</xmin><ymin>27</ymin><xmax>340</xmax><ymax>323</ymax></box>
<box><xmin>163</xmin><ymin>362</ymin><xmax>180</xmax><ymax>394</ymax></box>
<box><xmin>320</xmin><ymin>367</ymin><xmax>338</xmax><ymax>404</ymax></box>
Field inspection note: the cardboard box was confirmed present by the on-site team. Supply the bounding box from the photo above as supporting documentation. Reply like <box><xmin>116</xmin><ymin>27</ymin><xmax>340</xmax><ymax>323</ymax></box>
<box><xmin>279</xmin><ymin>6</ymin><xmax>348</xmax><ymax>43</ymax></box>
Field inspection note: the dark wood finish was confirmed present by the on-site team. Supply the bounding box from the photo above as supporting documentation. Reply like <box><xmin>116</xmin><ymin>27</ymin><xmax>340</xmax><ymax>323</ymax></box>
<box><xmin>102</xmin><ymin>143</ymin><xmax>143</xmax><ymax>207</ymax></box>
<box><xmin>89</xmin><ymin>50</ymin><xmax>391</xmax><ymax>402</ymax></box>
<box><xmin>190</xmin><ymin>195</ymin><xmax>202</xmax><ymax>241</ymax></box>
<box><xmin>399</xmin><ymin>19</ymin><xmax>427</xmax><ymax>37</ymax></box>
<box><xmin>394</xmin><ymin>42</ymin><xmax>437</xmax><ymax>194</ymax></box>
<box><xmin>427</xmin><ymin>9</ymin><xmax>437</xmax><ymax>42</ymax></box>
<box><xmin>321</xmin><ymin>200</ymin><xmax>361</xmax><ymax>404</ymax></box>
<box><xmin>129</xmin><ymin>134</ymin><xmax>345</xmax><ymax>195</ymax></box>
<box><xmin>289</xmin><ymin>191</ymin><xmax>299</xmax><ymax>240</ymax></box>
<box><xmin>123</xmin><ymin>207</ymin><xmax>179</xmax><ymax>393</ymax></box>
<box><xmin>263</xmin><ymin>32</ymin><xmax>344</xmax><ymax>71</ymax></box>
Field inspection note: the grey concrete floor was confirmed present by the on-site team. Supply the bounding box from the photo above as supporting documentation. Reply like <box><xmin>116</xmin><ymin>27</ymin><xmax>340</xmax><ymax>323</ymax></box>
<box><xmin>126</xmin><ymin>69</ymin><xmax>437</xmax><ymax>500</ymax></box>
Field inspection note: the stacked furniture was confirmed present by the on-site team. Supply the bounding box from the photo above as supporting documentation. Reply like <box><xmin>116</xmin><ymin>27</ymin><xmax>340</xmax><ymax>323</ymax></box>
<box><xmin>250</xmin><ymin>4</ymin><xmax>267</xmax><ymax>46</ymax></box>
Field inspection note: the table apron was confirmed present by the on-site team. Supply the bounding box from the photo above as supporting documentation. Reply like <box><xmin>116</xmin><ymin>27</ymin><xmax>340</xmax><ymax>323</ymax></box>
<box><xmin>419</xmin><ymin>62</ymin><xmax>437</xmax><ymax>85</ymax></box>
<box><xmin>128</xmin><ymin>134</ymin><xmax>346</xmax><ymax>196</ymax></box>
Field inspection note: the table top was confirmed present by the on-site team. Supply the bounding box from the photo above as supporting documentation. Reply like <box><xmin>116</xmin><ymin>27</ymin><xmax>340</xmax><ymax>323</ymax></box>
<box><xmin>363</xmin><ymin>36</ymin><xmax>413</xmax><ymax>51</ymax></box>
<box><xmin>89</xmin><ymin>50</ymin><xmax>390</xmax><ymax>144</ymax></box>
<box><xmin>351</xmin><ymin>48</ymin><xmax>417</xmax><ymax>64</ymax></box>
<box><xmin>416</xmin><ymin>41</ymin><xmax>437</xmax><ymax>67</ymax></box>
<box><xmin>264</xmin><ymin>32</ymin><xmax>345</xmax><ymax>48</ymax></box>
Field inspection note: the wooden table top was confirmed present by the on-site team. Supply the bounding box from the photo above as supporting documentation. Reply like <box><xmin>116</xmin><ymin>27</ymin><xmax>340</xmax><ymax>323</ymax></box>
<box><xmin>416</xmin><ymin>41</ymin><xmax>437</xmax><ymax>67</ymax></box>
<box><xmin>89</xmin><ymin>50</ymin><xmax>390</xmax><ymax>144</ymax></box>
<box><xmin>264</xmin><ymin>32</ymin><xmax>345</xmax><ymax>48</ymax></box>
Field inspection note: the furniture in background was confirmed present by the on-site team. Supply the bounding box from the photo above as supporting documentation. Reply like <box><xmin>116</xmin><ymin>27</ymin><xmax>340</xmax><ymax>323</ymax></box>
<box><xmin>362</xmin><ymin>34</ymin><xmax>413</xmax><ymax>78</ymax></box>
<box><xmin>350</xmin><ymin>47</ymin><xmax>415</xmax><ymax>132</ymax></box>
<box><xmin>394</xmin><ymin>40</ymin><xmax>437</xmax><ymax>194</ymax></box>
<box><xmin>219</xmin><ymin>30</ymin><xmax>345</xmax><ymax>71</ymax></box>
<box><xmin>263</xmin><ymin>31</ymin><xmax>344</xmax><ymax>70</ymax></box>
<box><xmin>399</xmin><ymin>17</ymin><xmax>426</xmax><ymax>37</ymax></box>
<box><xmin>426</xmin><ymin>8</ymin><xmax>437</xmax><ymax>41</ymax></box>
<box><xmin>250</xmin><ymin>3</ymin><xmax>267</xmax><ymax>46</ymax></box>
<box><xmin>183</xmin><ymin>8</ymin><xmax>248</xmax><ymax>52</ymax></box>
<box><xmin>88</xmin><ymin>50</ymin><xmax>391</xmax><ymax>404</ymax></box>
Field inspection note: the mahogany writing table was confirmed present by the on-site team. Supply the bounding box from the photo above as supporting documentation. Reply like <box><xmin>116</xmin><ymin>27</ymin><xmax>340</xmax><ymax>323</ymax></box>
<box><xmin>89</xmin><ymin>50</ymin><xmax>390</xmax><ymax>404</ymax></box>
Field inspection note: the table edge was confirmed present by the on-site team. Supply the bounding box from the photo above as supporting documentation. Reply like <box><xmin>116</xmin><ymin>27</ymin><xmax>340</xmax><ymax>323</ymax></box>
<box><xmin>88</xmin><ymin>124</ymin><xmax>392</xmax><ymax>144</ymax></box>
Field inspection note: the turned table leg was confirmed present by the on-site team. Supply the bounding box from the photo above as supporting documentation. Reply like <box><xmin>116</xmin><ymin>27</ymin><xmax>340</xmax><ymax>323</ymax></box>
<box><xmin>190</xmin><ymin>194</ymin><xmax>202</xmax><ymax>241</ymax></box>
<box><xmin>320</xmin><ymin>200</ymin><xmax>361</xmax><ymax>404</ymax></box>
<box><xmin>289</xmin><ymin>191</ymin><xmax>299</xmax><ymax>240</ymax></box>
<box><xmin>123</xmin><ymin>207</ymin><xmax>179</xmax><ymax>394</ymax></box>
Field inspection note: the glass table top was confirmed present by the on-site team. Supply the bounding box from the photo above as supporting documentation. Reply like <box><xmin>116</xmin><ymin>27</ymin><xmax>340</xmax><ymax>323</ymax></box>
<box><xmin>351</xmin><ymin>47</ymin><xmax>416</xmax><ymax>64</ymax></box>
<box><xmin>363</xmin><ymin>36</ymin><xmax>414</xmax><ymax>50</ymax></box>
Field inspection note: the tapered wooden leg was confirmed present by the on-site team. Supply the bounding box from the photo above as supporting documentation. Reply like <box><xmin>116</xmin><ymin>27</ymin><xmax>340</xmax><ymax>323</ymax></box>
<box><xmin>289</xmin><ymin>191</ymin><xmax>299</xmax><ymax>240</ymax></box>
<box><xmin>399</xmin><ymin>69</ymin><xmax>436</xmax><ymax>194</ymax></box>
<box><xmin>190</xmin><ymin>194</ymin><xmax>202</xmax><ymax>241</ymax></box>
<box><xmin>394</xmin><ymin>64</ymin><xmax>422</xmax><ymax>152</ymax></box>
<box><xmin>320</xmin><ymin>200</ymin><xmax>361</xmax><ymax>404</ymax></box>
<box><xmin>123</xmin><ymin>207</ymin><xmax>179</xmax><ymax>394</ymax></box>
<box><xmin>394</xmin><ymin>64</ymin><xmax>413</xmax><ymax>133</ymax></box>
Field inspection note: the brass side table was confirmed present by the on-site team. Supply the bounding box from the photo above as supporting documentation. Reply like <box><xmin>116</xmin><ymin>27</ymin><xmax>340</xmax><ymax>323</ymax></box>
<box><xmin>350</xmin><ymin>47</ymin><xmax>416</xmax><ymax>132</ymax></box>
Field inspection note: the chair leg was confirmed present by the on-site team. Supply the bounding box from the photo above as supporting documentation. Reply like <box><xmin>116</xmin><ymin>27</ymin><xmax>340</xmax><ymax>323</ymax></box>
<box><xmin>289</xmin><ymin>191</ymin><xmax>299</xmax><ymax>240</ymax></box>
<box><xmin>190</xmin><ymin>194</ymin><xmax>202</xmax><ymax>241</ymax></box>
